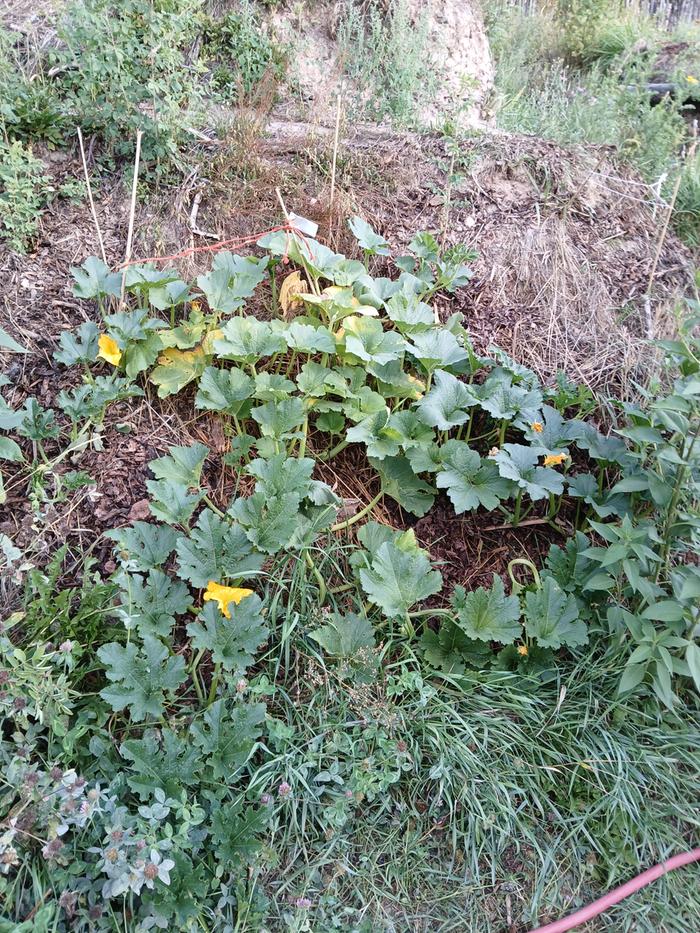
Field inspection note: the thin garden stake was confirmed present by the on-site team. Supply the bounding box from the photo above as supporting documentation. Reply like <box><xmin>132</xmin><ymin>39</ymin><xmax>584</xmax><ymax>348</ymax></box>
<box><xmin>329</xmin><ymin>92</ymin><xmax>342</xmax><ymax>214</ymax></box>
<box><xmin>77</xmin><ymin>127</ymin><xmax>107</xmax><ymax>264</ymax></box>
<box><xmin>121</xmin><ymin>129</ymin><xmax>143</xmax><ymax>302</ymax></box>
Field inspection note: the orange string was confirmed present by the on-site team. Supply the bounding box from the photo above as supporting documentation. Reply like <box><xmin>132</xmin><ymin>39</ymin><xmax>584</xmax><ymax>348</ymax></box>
<box><xmin>116</xmin><ymin>223</ymin><xmax>302</xmax><ymax>269</ymax></box>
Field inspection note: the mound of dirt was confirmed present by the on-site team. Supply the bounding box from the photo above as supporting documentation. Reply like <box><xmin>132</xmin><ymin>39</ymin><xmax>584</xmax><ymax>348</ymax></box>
<box><xmin>0</xmin><ymin>121</ymin><xmax>695</xmax><ymax>595</ymax></box>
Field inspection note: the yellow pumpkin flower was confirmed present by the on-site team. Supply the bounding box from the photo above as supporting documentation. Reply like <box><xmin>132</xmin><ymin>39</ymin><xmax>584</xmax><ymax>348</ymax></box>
<box><xmin>517</xmin><ymin>645</ymin><xmax>528</xmax><ymax>657</ymax></box>
<box><xmin>531</xmin><ymin>421</ymin><xmax>543</xmax><ymax>434</ymax></box>
<box><xmin>687</xmin><ymin>75</ymin><xmax>698</xmax><ymax>84</ymax></box>
<box><xmin>97</xmin><ymin>334</ymin><xmax>122</xmax><ymax>366</ymax></box>
<box><xmin>191</xmin><ymin>300</ymin><xmax>202</xmax><ymax>313</ymax></box>
<box><xmin>203</xmin><ymin>581</ymin><xmax>254</xmax><ymax>618</ymax></box>
<box><xmin>543</xmin><ymin>453</ymin><xmax>568</xmax><ymax>467</ymax></box>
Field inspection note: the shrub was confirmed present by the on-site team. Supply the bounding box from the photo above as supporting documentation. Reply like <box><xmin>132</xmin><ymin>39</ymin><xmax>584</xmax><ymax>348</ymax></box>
<box><xmin>556</xmin><ymin>0</ymin><xmax>621</xmax><ymax>63</ymax></box>
<box><xmin>56</xmin><ymin>0</ymin><xmax>203</xmax><ymax>168</ymax></box>
<box><xmin>0</xmin><ymin>141</ymin><xmax>49</xmax><ymax>253</ymax></box>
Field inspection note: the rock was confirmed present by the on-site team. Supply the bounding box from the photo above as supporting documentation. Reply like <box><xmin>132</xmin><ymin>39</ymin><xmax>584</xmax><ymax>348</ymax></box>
<box><xmin>127</xmin><ymin>498</ymin><xmax>151</xmax><ymax>522</ymax></box>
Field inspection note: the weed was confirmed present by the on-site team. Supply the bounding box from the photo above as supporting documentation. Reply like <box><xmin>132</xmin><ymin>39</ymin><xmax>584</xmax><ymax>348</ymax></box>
<box><xmin>0</xmin><ymin>28</ymin><xmax>66</xmax><ymax>148</ymax></box>
<box><xmin>674</xmin><ymin>149</ymin><xmax>700</xmax><ymax>248</ymax></box>
<box><xmin>337</xmin><ymin>0</ymin><xmax>436</xmax><ymax>127</ymax></box>
<box><xmin>201</xmin><ymin>2</ymin><xmax>285</xmax><ymax>101</ymax></box>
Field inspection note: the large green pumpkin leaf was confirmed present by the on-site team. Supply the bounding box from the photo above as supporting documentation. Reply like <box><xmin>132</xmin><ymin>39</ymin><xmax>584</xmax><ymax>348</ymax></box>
<box><xmin>150</xmin><ymin>346</ymin><xmax>208</xmax><ymax>398</ymax></box>
<box><xmin>385</xmin><ymin>293</ymin><xmax>434</xmax><ymax>333</ymax></box>
<box><xmin>97</xmin><ymin>635</ymin><xmax>187</xmax><ymax>721</ymax></box>
<box><xmin>210</xmin><ymin>805</ymin><xmax>266</xmax><ymax>865</ymax></box>
<box><xmin>191</xmin><ymin>700</ymin><xmax>266</xmax><ymax>780</ymax></box>
<box><xmin>114</xmin><ymin>568</ymin><xmax>191</xmax><ymax>637</ymax></box>
<box><xmin>406</xmin><ymin>329</ymin><xmax>468</xmax><ymax>373</ymax></box>
<box><xmin>107</xmin><ymin>521</ymin><xmax>178</xmax><ymax>571</ymax></box>
<box><xmin>214</xmin><ymin>317</ymin><xmax>285</xmax><ymax>363</ymax></box>
<box><xmin>197</xmin><ymin>253</ymin><xmax>268</xmax><ymax>313</ymax></box>
<box><xmin>146</xmin><ymin>479</ymin><xmax>203</xmax><ymax>526</ymax></box>
<box><xmin>272</xmin><ymin>320</ymin><xmax>336</xmax><ymax>354</ymax></box>
<box><xmin>175</xmin><ymin>509</ymin><xmax>264</xmax><ymax>587</ymax></box>
<box><xmin>421</xmin><ymin>620</ymin><xmax>492</xmax><ymax>674</ymax></box>
<box><xmin>416</xmin><ymin>369</ymin><xmax>477</xmax><ymax>429</ymax></box>
<box><xmin>474</xmin><ymin>372</ymin><xmax>542</xmax><ymax>422</ymax></box>
<box><xmin>0</xmin><ymin>437</ymin><xmax>23</xmax><ymax>462</ymax></box>
<box><xmin>309</xmin><ymin>612</ymin><xmax>376</xmax><ymax>658</ymax></box>
<box><xmin>71</xmin><ymin>256</ymin><xmax>122</xmax><ymax>299</ymax></box>
<box><xmin>370</xmin><ymin>454</ymin><xmax>436</xmax><ymax>516</ymax></box>
<box><xmin>123</xmin><ymin>332</ymin><xmax>165</xmax><ymax>379</ymax></box>
<box><xmin>53</xmin><ymin>321</ymin><xmax>100</xmax><ymax>366</ymax></box>
<box><xmin>453</xmin><ymin>575</ymin><xmax>521</xmax><ymax>643</ymax></box>
<box><xmin>437</xmin><ymin>440</ymin><xmax>513</xmax><ymax>513</ymax></box>
<box><xmin>245</xmin><ymin>454</ymin><xmax>314</xmax><ymax>501</ymax></box>
<box><xmin>251</xmin><ymin>397</ymin><xmax>305</xmax><ymax>439</ymax></box>
<box><xmin>195</xmin><ymin>366</ymin><xmax>254</xmax><ymax>414</ymax></box>
<box><xmin>524</xmin><ymin>576</ymin><xmax>588</xmax><ymax>649</ymax></box>
<box><xmin>120</xmin><ymin>729</ymin><xmax>200</xmax><ymax>800</ymax></box>
<box><xmin>253</xmin><ymin>373</ymin><xmax>295</xmax><ymax>402</ymax></box>
<box><xmin>359</xmin><ymin>530</ymin><xmax>442</xmax><ymax>618</ymax></box>
<box><xmin>150</xmin><ymin>443</ymin><xmax>209</xmax><ymax>488</ymax></box>
<box><xmin>230</xmin><ymin>491</ymin><xmax>301</xmax><ymax>553</ymax></box>
<box><xmin>342</xmin><ymin>316</ymin><xmax>405</xmax><ymax>364</ymax></box>
<box><xmin>493</xmin><ymin>444</ymin><xmax>565</xmax><ymax>501</ymax></box>
<box><xmin>348</xmin><ymin>216</ymin><xmax>391</xmax><ymax>255</ymax></box>
<box><xmin>346</xmin><ymin>409</ymin><xmax>402</xmax><ymax>459</ymax></box>
<box><xmin>186</xmin><ymin>595</ymin><xmax>268</xmax><ymax>673</ymax></box>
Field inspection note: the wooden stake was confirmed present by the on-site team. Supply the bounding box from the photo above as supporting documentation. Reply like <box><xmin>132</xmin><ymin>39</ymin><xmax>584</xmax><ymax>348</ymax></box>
<box><xmin>77</xmin><ymin>127</ymin><xmax>107</xmax><ymax>264</ymax></box>
<box><xmin>330</xmin><ymin>92</ymin><xmax>342</xmax><ymax>213</ymax></box>
<box><xmin>121</xmin><ymin>129</ymin><xmax>143</xmax><ymax>302</ymax></box>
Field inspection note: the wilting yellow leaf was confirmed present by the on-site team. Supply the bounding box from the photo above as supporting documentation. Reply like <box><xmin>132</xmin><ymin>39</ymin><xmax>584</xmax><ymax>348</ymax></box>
<box><xmin>201</xmin><ymin>328</ymin><xmax>224</xmax><ymax>354</ymax></box>
<box><xmin>203</xmin><ymin>581</ymin><xmax>254</xmax><ymax>619</ymax></box>
<box><xmin>279</xmin><ymin>270</ymin><xmax>306</xmax><ymax>317</ymax></box>
<box><xmin>97</xmin><ymin>334</ymin><xmax>122</xmax><ymax>366</ymax></box>
<box><xmin>149</xmin><ymin>345</ymin><xmax>207</xmax><ymax>398</ymax></box>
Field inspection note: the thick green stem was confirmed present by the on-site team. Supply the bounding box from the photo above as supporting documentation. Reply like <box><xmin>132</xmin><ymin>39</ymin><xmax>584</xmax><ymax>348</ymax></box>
<box><xmin>330</xmin><ymin>490</ymin><xmax>383</xmax><ymax>533</ymax></box>
<box><xmin>512</xmin><ymin>489</ymin><xmax>523</xmax><ymax>527</ymax></box>
<box><xmin>202</xmin><ymin>494</ymin><xmax>226</xmax><ymax>519</ymax></box>
<box><xmin>328</xmin><ymin>581</ymin><xmax>355</xmax><ymax>595</ymax></box>
<box><xmin>498</xmin><ymin>419</ymin><xmax>508</xmax><ymax>448</ymax></box>
<box><xmin>318</xmin><ymin>438</ymin><xmax>349</xmax><ymax>462</ymax></box>
<box><xmin>464</xmin><ymin>412</ymin><xmax>474</xmax><ymax>444</ymax></box>
<box><xmin>207</xmin><ymin>662</ymin><xmax>222</xmax><ymax>705</ymax></box>
<box><xmin>297</xmin><ymin>415</ymin><xmax>309</xmax><ymax>459</ymax></box>
<box><xmin>407</xmin><ymin>608</ymin><xmax>450</xmax><ymax>619</ymax></box>
<box><xmin>305</xmin><ymin>551</ymin><xmax>327</xmax><ymax>603</ymax></box>
<box><xmin>270</xmin><ymin>266</ymin><xmax>278</xmax><ymax>316</ymax></box>
<box><xmin>189</xmin><ymin>648</ymin><xmax>206</xmax><ymax>706</ymax></box>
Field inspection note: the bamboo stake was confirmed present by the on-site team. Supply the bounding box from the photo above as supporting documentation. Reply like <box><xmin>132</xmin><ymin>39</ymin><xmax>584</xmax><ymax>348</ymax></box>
<box><xmin>77</xmin><ymin>127</ymin><xmax>107</xmax><ymax>264</ymax></box>
<box><xmin>121</xmin><ymin>129</ymin><xmax>143</xmax><ymax>303</ymax></box>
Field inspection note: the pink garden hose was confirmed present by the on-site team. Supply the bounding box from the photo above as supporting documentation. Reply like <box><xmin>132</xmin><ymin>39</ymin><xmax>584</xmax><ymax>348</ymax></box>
<box><xmin>529</xmin><ymin>847</ymin><xmax>700</xmax><ymax>933</ymax></box>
